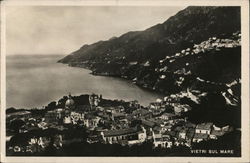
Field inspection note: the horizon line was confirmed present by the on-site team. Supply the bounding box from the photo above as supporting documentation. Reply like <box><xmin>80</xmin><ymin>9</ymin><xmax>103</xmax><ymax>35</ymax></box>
<box><xmin>6</xmin><ymin>53</ymin><xmax>67</xmax><ymax>56</ymax></box>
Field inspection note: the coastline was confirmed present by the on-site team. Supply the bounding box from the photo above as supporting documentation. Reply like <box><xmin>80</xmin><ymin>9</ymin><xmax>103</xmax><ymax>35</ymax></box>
<box><xmin>61</xmin><ymin>62</ymin><xmax>167</xmax><ymax>94</ymax></box>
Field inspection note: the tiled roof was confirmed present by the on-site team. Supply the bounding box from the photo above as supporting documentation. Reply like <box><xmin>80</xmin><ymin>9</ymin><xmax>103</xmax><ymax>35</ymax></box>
<box><xmin>186</xmin><ymin>128</ymin><xmax>195</xmax><ymax>139</ymax></box>
<box><xmin>103</xmin><ymin>128</ymin><xmax>138</xmax><ymax>137</ymax></box>
<box><xmin>193</xmin><ymin>133</ymin><xmax>208</xmax><ymax>139</ymax></box>
<box><xmin>155</xmin><ymin>138</ymin><xmax>162</xmax><ymax>141</ymax></box>
<box><xmin>185</xmin><ymin>122</ymin><xmax>196</xmax><ymax>128</ymax></box>
<box><xmin>196</xmin><ymin>122</ymin><xmax>213</xmax><ymax>130</ymax></box>
<box><xmin>164</xmin><ymin>130</ymin><xmax>176</xmax><ymax>137</ymax></box>
<box><xmin>141</xmin><ymin>119</ymin><xmax>155</xmax><ymax>127</ymax></box>
<box><xmin>153</xmin><ymin>126</ymin><xmax>162</xmax><ymax>132</ymax></box>
<box><xmin>112</xmin><ymin>112</ymin><xmax>126</xmax><ymax>117</ymax></box>
<box><xmin>161</xmin><ymin>113</ymin><xmax>176</xmax><ymax>117</ymax></box>
<box><xmin>210</xmin><ymin>130</ymin><xmax>224</xmax><ymax>136</ymax></box>
<box><xmin>132</xmin><ymin>109</ymin><xmax>150</xmax><ymax>116</ymax></box>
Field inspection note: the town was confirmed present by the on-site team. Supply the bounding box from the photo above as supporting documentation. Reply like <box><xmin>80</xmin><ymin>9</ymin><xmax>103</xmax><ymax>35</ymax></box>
<box><xmin>6</xmin><ymin>93</ymin><xmax>233</xmax><ymax>155</ymax></box>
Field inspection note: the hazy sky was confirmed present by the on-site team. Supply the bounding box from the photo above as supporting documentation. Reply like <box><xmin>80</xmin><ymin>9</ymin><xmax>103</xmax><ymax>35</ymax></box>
<box><xmin>6</xmin><ymin>6</ymin><xmax>186</xmax><ymax>55</ymax></box>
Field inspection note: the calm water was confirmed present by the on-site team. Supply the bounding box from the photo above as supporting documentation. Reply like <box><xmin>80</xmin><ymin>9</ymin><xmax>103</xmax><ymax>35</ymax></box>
<box><xmin>6</xmin><ymin>55</ymin><xmax>164</xmax><ymax>109</ymax></box>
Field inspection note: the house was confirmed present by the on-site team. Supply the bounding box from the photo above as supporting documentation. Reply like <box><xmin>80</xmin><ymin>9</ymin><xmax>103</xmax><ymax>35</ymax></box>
<box><xmin>100</xmin><ymin>126</ymin><xmax>146</xmax><ymax>145</ymax></box>
<box><xmin>152</xmin><ymin>133</ymin><xmax>164</xmax><ymax>148</ymax></box>
<box><xmin>178</xmin><ymin>129</ymin><xmax>187</xmax><ymax>139</ymax></box>
<box><xmin>164</xmin><ymin>96</ymin><xmax>178</xmax><ymax>104</ymax></box>
<box><xmin>97</xmin><ymin>112</ymin><xmax>110</xmax><ymax>121</ymax></box>
<box><xmin>96</xmin><ymin>106</ymin><xmax>105</xmax><ymax>112</ymax></box>
<box><xmin>186</xmin><ymin>128</ymin><xmax>195</xmax><ymax>140</ymax></box>
<box><xmin>149</xmin><ymin>102</ymin><xmax>161</xmax><ymax>110</ymax></box>
<box><xmin>141</xmin><ymin>119</ymin><xmax>155</xmax><ymax>138</ymax></box>
<box><xmin>37</xmin><ymin>121</ymin><xmax>48</xmax><ymax>130</ymax></box>
<box><xmin>63</xmin><ymin>115</ymin><xmax>71</xmax><ymax>124</ymax></box>
<box><xmin>132</xmin><ymin>109</ymin><xmax>152</xmax><ymax>119</ymax></box>
<box><xmin>209</xmin><ymin>130</ymin><xmax>225</xmax><ymax>139</ymax></box>
<box><xmin>195</xmin><ymin>123</ymin><xmax>213</xmax><ymax>134</ymax></box>
<box><xmin>116</xmin><ymin>106</ymin><xmax>125</xmax><ymax>112</ymax></box>
<box><xmin>129</xmin><ymin>61</ymin><xmax>138</xmax><ymax>65</ymax></box>
<box><xmin>161</xmin><ymin>125</ymin><xmax>172</xmax><ymax>132</ymax></box>
<box><xmin>141</xmin><ymin>119</ymin><xmax>155</xmax><ymax>129</ymax></box>
<box><xmin>150</xmin><ymin>109</ymin><xmax>162</xmax><ymax>116</ymax></box>
<box><xmin>152</xmin><ymin>126</ymin><xmax>162</xmax><ymax>134</ymax></box>
<box><xmin>144</xmin><ymin>61</ymin><xmax>150</xmax><ymax>67</ymax></box>
<box><xmin>192</xmin><ymin>133</ymin><xmax>209</xmax><ymax>143</ymax></box>
<box><xmin>128</xmin><ymin>128</ymin><xmax>147</xmax><ymax>145</ymax></box>
<box><xmin>83</xmin><ymin>119</ymin><xmax>89</xmax><ymax>127</ymax></box>
<box><xmin>209</xmin><ymin>125</ymin><xmax>231</xmax><ymax>139</ymax></box>
<box><xmin>118</xmin><ymin>119</ymin><xmax>129</xmax><ymax>128</ymax></box>
<box><xmin>129</xmin><ymin>100</ymin><xmax>140</xmax><ymax>108</ymax></box>
<box><xmin>159</xmin><ymin>113</ymin><xmax>176</xmax><ymax>120</ymax></box>
<box><xmin>70</xmin><ymin>111</ymin><xmax>85</xmax><ymax>124</ymax></box>
<box><xmin>173</xmin><ymin>104</ymin><xmax>192</xmax><ymax>115</ymax></box>
<box><xmin>152</xmin><ymin>132</ymin><xmax>173</xmax><ymax>148</ymax></box>
<box><xmin>182</xmin><ymin>104</ymin><xmax>192</xmax><ymax>112</ymax></box>
<box><xmin>45</xmin><ymin>110</ymin><xmax>59</xmax><ymax>123</ymax></box>
<box><xmin>160</xmin><ymin>75</ymin><xmax>166</xmax><ymax>79</ymax></box>
<box><xmin>111</xmin><ymin>112</ymin><xmax>126</xmax><ymax>121</ymax></box>
<box><xmin>84</xmin><ymin>115</ymin><xmax>101</xmax><ymax>129</ymax></box>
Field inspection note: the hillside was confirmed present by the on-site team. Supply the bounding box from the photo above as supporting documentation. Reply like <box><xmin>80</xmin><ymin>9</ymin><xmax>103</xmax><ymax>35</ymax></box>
<box><xmin>59</xmin><ymin>6</ymin><xmax>240</xmax><ymax>64</ymax></box>
<box><xmin>58</xmin><ymin>6</ymin><xmax>241</xmax><ymax>127</ymax></box>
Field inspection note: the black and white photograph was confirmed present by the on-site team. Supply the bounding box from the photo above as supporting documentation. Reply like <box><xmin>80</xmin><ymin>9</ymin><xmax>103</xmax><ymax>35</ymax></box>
<box><xmin>1</xmin><ymin>0</ymin><xmax>249</xmax><ymax>162</ymax></box>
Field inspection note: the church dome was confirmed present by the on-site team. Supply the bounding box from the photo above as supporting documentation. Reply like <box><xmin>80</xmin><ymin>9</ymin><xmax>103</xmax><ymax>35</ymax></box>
<box><xmin>65</xmin><ymin>94</ymin><xmax>74</xmax><ymax>109</ymax></box>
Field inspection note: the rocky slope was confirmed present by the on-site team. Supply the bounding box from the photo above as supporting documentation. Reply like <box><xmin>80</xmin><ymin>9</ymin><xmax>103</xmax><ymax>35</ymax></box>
<box><xmin>59</xmin><ymin>6</ymin><xmax>240</xmax><ymax>64</ymax></box>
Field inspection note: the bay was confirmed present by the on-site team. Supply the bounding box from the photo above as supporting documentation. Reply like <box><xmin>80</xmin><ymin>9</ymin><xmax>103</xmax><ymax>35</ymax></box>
<box><xmin>6</xmin><ymin>55</ymin><xmax>164</xmax><ymax>109</ymax></box>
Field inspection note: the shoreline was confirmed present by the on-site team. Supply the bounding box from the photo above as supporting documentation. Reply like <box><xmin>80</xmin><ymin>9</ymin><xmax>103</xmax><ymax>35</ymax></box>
<box><xmin>63</xmin><ymin>62</ymin><xmax>168</xmax><ymax>95</ymax></box>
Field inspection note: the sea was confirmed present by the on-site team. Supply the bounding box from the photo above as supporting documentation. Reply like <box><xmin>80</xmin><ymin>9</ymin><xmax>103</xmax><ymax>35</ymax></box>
<box><xmin>6</xmin><ymin>55</ymin><xmax>164</xmax><ymax>109</ymax></box>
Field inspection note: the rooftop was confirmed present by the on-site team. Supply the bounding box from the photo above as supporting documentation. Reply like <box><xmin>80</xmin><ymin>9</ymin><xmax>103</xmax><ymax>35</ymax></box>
<box><xmin>210</xmin><ymin>130</ymin><xmax>225</xmax><ymax>136</ymax></box>
<box><xmin>112</xmin><ymin>112</ymin><xmax>126</xmax><ymax>117</ymax></box>
<box><xmin>141</xmin><ymin>119</ymin><xmax>155</xmax><ymax>128</ymax></box>
<box><xmin>161</xmin><ymin>113</ymin><xmax>176</xmax><ymax>117</ymax></box>
<box><xmin>164</xmin><ymin>130</ymin><xmax>176</xmax><ymax>137</ymax></box>
<box><xmin>103</xmin><ymin>127</ymin><xmax>138</xmax><ymax>137</ymax></box>
<box><xmin>196</xmin><ymin>122</ymin><xmax>213</xmax><ymax>130</ymax></box>
<box><xmin>193</xmin><ymin>133</ymin><xmax>209</xmax><ymax>139</ymax></box>
<box><xmin>132</xmin><ymin>109</ymin><xmax>151</xmax><ymax>116</ymax></box>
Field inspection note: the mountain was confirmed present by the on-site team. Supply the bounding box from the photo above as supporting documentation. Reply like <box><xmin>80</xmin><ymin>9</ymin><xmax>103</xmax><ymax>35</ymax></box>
<box><xmin>58</xmin><ymin>6</ymin><xmax>241</xmax><ymax>127</ymax></box>
<box><xmin>59</xmin><ymin>6</ymin><xmax>240</xmax><ymax>64</ymax></box>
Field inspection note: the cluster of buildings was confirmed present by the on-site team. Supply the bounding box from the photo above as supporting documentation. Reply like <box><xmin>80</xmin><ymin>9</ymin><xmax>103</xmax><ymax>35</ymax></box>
<box><xmin>153</xmin><ymin>32</ymin><xmax>241</xmax><ymax>83</ymax></box>
<box><xmin>161</xmin><ymin>32</ymin><xmax>241</xmax><ymax>64</ymax></box>
<box><xmin>7</xmin><ymin>93</ymin><xmax>233</xmax><ymax>154</ymax></box>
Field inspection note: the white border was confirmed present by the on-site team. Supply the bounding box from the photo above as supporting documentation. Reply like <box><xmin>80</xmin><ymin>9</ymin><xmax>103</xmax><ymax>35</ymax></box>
<box><xmin>1</xmin><ymin>0</ymin><xmax>249</xmax><ymax>163</ymax></box>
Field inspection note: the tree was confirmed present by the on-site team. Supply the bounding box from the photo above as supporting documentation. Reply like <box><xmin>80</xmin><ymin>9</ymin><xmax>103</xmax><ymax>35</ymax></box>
<box><xmin>9</xmin><ymin>119</ymin><xmax>25</xmax><ymax>133</ymax></box>
<box><xmin>45</xmin><ymin>101</ymin><xmax>57</xmax><ymax>111</ymax></box>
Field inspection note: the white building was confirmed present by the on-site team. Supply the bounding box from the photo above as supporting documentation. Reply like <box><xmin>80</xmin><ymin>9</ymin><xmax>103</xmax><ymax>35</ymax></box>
<box><xmin>152</xmin><ymin>132</ymin><xmax>173</xmax><ymax>148</ymax></box>
<box><xmin>195</xmin><ymin>123</ymin><xmax>213</xmax><ymax>134</ymax></box>
<box><xmin>101</xmin><ymin>127</ymin><xmax>147</xmax><ymax>145</ymax></box>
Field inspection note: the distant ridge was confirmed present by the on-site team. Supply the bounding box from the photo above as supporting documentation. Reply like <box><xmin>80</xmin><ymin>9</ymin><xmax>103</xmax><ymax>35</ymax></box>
<box><xmin>59</xmin><ymin>6</ymin><xmax>240</xmax><ymax>64</ymax></box>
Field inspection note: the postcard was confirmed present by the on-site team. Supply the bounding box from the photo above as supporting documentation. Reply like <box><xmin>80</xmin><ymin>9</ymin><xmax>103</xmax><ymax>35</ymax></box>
<box><xmin>1</xmin><ymin>0</ymin><xmax>249</xmax><ymax>162</ymax></box>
